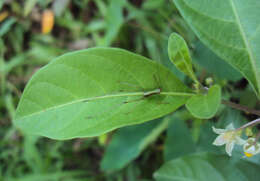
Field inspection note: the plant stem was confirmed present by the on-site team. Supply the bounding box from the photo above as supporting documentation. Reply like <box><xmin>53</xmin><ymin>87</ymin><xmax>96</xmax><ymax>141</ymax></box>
<box><xmin>221</xmin><ymin>100</ymin><xmax>260</xmax><ymax>116</ymax></box>
<box><xmin>236</xmin><ymin>118</ymin><xmax>260</xmax><ymax>131</ymax></box>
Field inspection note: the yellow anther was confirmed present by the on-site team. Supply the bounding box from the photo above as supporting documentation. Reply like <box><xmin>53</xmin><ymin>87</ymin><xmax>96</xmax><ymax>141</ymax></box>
<box><xmin>244</xmin><ymin>152</ymin><xmax>254</xmax><ymax>157</ymax></box>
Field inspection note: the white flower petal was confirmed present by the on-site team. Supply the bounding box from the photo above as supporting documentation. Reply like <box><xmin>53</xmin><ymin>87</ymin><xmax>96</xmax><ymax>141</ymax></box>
<box><xmin>243</xmin><ymin>138</ymin><xmax>260</xmax><ymax>156</ymax></box>
<box><xmin>212</xmin><ymin>122</ymin><xmax>245</xmax><ymax>157</ymax></box>
<box><xmin>212</xmin><ymin>126</ymin><xmax>226</xmax><ymax>134</ymax></box>
<box><xmin>225</xmin><ymin>141</ymin><xmax>235</xmax><ymax>156</ymax></box>
<box><xmin>213</xmin><ymin>134</ymin><xmax>228</xmax><ymax>146</ymax></box>
<box><xmin>256</xmin><ymin>147</ymin><xmax>260</xmax><ymax>155</ymax></box>
<box><xmin>235</xmin><ymin>137</ymin><xmax>246</xmax><ymax>145</ymax></box>
<box><xmin>244</xmin><ymin>145</ymin><xmax>258</xmax><ymax>156</ymax></box>
<box><xmin>226</xmin><ymin>123</ymin><xmax>235</xmax><ymax>130</ymax></box>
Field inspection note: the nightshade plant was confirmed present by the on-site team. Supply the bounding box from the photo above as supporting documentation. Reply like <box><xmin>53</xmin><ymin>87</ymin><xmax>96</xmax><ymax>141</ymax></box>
<box><xmin>12</xmin><ymin>0</ymin><xmax>260</xmax><ymax>180</ymax></box>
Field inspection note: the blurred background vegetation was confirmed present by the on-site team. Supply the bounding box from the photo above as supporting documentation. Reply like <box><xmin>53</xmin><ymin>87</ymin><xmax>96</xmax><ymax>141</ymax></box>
<box><xmin>0</xmin><ymin>0</ymin><xmax>260</xmax><ymax>181</ymax></box>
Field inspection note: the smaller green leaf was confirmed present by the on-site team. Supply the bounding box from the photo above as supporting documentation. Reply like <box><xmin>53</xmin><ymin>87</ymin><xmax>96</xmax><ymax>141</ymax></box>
<box><xmin>186</xmin><ymin>85</ymin><xmax>221</xmax><ymax>119</ymax></box>
<box><xmin>168</xmin><ymin>33</ymin><xmax>198</xmax><ymax>83</ymax></box>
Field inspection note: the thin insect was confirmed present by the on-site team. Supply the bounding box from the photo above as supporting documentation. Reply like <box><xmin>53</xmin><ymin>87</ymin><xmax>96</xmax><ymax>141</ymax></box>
<box><xmin>123</xmin><ymin>74</ymin><xmax>162</xmax><ymax>104</ymax></box>
<box><xmin>143</xmin><ymin>73</ymin><xmax>162</xmax><ymax>97</ymax></box>
<box><xmin>143</xmin><ymin>88</ymin><xmax>161</xmax><ymax>98</ymax></box>
<box><xmin>143</xmin><ymin>73</ymin><xmax>162</xmax><ymax>98</ymax></box>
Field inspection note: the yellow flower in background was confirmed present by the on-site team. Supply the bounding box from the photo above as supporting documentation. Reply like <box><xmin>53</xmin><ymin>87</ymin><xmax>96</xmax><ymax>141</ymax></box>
<box><xmin>212</xmin><ymin>123</ymin><xmax>245</xmax><ymax>156</ymax></box>
<box><xmin>243</xmin><ymin>138</ymin><xmax>260</xmax><ymax>157</ymax></box>
<box><xmin>41</xmin><ymin>9</ymin><xmax>54</xmax><ymax>34</ymax></box>
<box><xmin>0</xmin><ymin>11</ymin><xmax>8</xmax><ymax>22</ymax></box>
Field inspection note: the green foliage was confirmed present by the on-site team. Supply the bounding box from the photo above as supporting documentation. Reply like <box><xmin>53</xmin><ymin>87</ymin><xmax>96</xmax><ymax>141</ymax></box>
<box><xmin>1</xmin><ymin>0</ymin><xmax>260</xmax><ymax>180</ymax></box>
<box><xmin>142</xmin><ymin>0</ymin><xmax>164</xmax><ymax>10</ymax></box>
<box><xmin>154</xmin><ymin>153</ymin><xmax>260</xmax><ymax>181</ymax></box>
<box><xmin>0</xmin><ymin>17</ymin><xmax>16</xmax><ymax>37</ymax></box>
<box><xmin>174</xmin><ymin>0</ymin><xmax>260</xmax><ymax>98</ymax></box>
<box><xmin>193</xmin><ymin>42</ymin><xmax>242</xmax><ymax>81</ymax></box>
<box><xmin>14</xmin><ymin>48</ymin><xmax>191</xmax><ymax>139</ymax></box>
<box><xmin>164</xmin><ymin>116</ymin><xmax>196</xmax><ymax>161</ymax></box>
<box><xmin>186</xmin><ymin>85</ymin><xmax>221</xmax><ymax>119</ymax></box>
<box><xmin>24</xmin><ymin>0</ymin><xmax>38</xmax><ymax>16</ymax></box>
<box><xmin>168</xmin><ymin>32</ymin><xmax>197</xmax><ymax>83</ymax></box>
<box><xmin>98</xmin><ymin>0</ymin><xmax>126</xmax><ymax>46</ymax></box>
<box><xmin>101</xmin><ymin>117</ymin><xmax>168</xmax><ymax>172</ymax></box>
<box><xmin>7</xmin><ymin>171</ymin><xmax>87</xmax><ymax>181</ymax></box>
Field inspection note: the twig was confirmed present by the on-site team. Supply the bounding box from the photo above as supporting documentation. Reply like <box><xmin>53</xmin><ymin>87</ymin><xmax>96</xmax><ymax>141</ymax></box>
<box><xmin>236</xmin><ymin>118</ymin><xmax>260</xmax><ymax>131</ymax></box>
<box><xmin>221</xmin><ymin>100</ymin><xmax>260</xmax><ymax>117</ymax></box>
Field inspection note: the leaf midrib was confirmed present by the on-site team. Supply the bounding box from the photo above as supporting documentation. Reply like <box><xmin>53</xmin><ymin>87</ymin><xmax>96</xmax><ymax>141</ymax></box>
<box><xmin>16</xmin><ymin>90</ymin><xmax>194</xmax><ymax>120</ymax></box>
<box><xmin>228</xmin><ymin>0</ymin><xmax>259</xmax><ymax>93</ymax></box>
<box><xmin>177</xmin><ymin>0</ymin><xmax>260</xmax><ymax>95</ymax></box>
<box><xmin>174</xmin><ymin>35</ymin><xmax>198</xmax><ymax>83</ymax></box>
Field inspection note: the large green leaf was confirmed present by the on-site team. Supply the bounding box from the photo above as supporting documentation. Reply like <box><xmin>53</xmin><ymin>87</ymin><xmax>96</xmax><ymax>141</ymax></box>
<box><xmin>154</xmin><ymin>153</ymin><xmax>260</xmax><ymax>181</ymax></box>
<box><xmin>193</xmin><ymin>42</ymin><xmax>242</xmax><ymax>81</ymax></box>
<box><xmin>14</xmin><ymin>48</ymin><xmax>192</xmax><ymax>140</ymax></box>
<box><xmin>101</xmin><ymin>117</ymin><xmax>168</xmax><ymax>172</ymax></box>
<box><xmin>174</xmin><ymin>0</ymin><xmax>260</xmax><ymax>98</ymax></box>
<box><xmin>186</xmin><ymin>85</ymin><xmax>221</xmax><ymax>119</ymax></box>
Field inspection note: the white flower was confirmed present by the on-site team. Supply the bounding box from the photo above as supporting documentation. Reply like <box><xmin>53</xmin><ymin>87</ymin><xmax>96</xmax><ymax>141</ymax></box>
<box><xmin>243</xmin><ymin>138</ymin><xmax>260</xmax><ymax>157</ymax></box>
<box><xmin>212</xmin><ymin>123</ymin><xmax>245</xmax><ymax>156</ymax></box>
